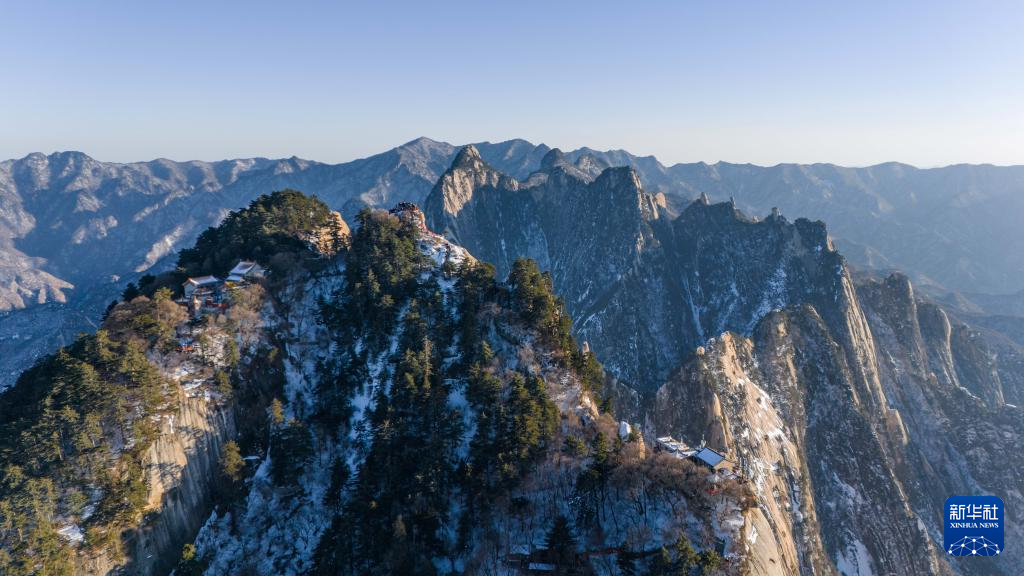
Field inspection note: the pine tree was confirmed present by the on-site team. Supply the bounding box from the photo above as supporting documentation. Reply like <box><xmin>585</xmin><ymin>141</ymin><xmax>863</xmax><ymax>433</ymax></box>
<box><xmin>176</xmin><ymin>543</ymin><xmax>207</xmax><ymax>576</ymax></box>
<box><xmin>591</xmin><ymin>431</ymin><xmax>610</xmax><ymax>469</ymax></box>
<box><xmin>270</xmin><ymin>398</ymin><xmax>285</xmax><ymax>425</ymax></box>
<box><xmin>121</xmin><ymin>282</ymin><xmax>139</xmax><ymax>301</ymax></box>
<box><xmin>271</xmin><ymin>419</ymin><xmax>313</xmax><ymax>486</ymax></box>
<box><xmin>224</xmin><ymin>338</ymin><xmax>240</xmax><ymax>367</ymax></box>
<box><xmin>675</xmin><ymin>536</ymin><xmax>698</xmax><ymax>573</ymax></box>
<box><xmin>698</xmin><ymin>549</ymin><xmax>723</xmax><ymax>574</ymax></box>
<box><xmin>647</xmin><ymin>547</ymin><xmax>674</xmax><ymax>576</ymax></box>
<box><xmin>563</xmin><ymin>435</ymin><xmax>587</xmax><ymax>457</ymax></box>
<box><xmin>153</xmin><ymin>287</ymin><xmax>173</xmax><ymax>302</ymax></box>
<box><xmin>214</xmin><ymin>371</ymin><xmax>233</xmax><ymax>401</ymax></box>
<box><xmin>544</xmin><ymin>514</ymin><xmax>577</xmax><ymax>570</ymax></box>
<box><xmin>220</xmin><ymin>441</ymin><xmax>244</xmax><ymax>484</ymax></box>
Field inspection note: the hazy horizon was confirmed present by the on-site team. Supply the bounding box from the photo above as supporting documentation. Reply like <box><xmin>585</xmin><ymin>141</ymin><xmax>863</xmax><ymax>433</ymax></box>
<box><xmin>9</xmin><ymin>136</ymin><xmax>1024</xmax><ymax>171</ymax></box>
<box><xmin>4</xmin><ymin>0</ymin><xmax>1023</xmax><ymax>167</ymax></box>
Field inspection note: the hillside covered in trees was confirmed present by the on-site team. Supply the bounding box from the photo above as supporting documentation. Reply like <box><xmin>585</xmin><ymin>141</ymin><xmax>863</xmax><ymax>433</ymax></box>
<box><xmin>0</xmin><ymin>191</ymin><xmax>340</xmax><ymax>575</ymax></box>
<box><xmin>187</xmin><ymin>201</ymin><xmax>752</xmax><ymax>575</ymax></box>
<box><xmin>0</xmin><ymin>191</ymin><xmax>754</xmax><ymax>575</ymax></box>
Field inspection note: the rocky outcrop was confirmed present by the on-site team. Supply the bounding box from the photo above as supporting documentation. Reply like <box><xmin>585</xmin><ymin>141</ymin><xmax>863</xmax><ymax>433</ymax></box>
<box><xmin>426</xmin><ymin>148</ymin><xmax>874</xmax><ymax>398</ymax></box>
<box><xmin>649</xmin><ymin>270</ymin><xmax>1024</xmax><ymax>575</ymax></box>
<box><xmin>129</xmin><ymin>393</ymin><xmax>235</xmax><ymax>575</ymax></box>
<box><xmin>858</xmin><ymin>273</ymin><xmax>1024</xmax><ymax>575</ymax></box>
<box><xmin>306</xmin><ymin>211</ymin><xmax>350</xmax><ymax>256</ymax></box>
<box><xmin>425</xmin><ymin>151</ymin><xmax>1024</xmax><ymax>574</ymax></box>
<box><xmin>185</xmin><ymin>209</ymin><xmax>755</xmax><ymax>575</ymax></box>
<box><xmin>81</xmin><ymin>392</ymin><xmax>236</xmax><ymax>575</ymax></box>
<box><xmin>655</xmin><ymin>318</ymin><xmax>945</xmax><ymax>576</ymax></box>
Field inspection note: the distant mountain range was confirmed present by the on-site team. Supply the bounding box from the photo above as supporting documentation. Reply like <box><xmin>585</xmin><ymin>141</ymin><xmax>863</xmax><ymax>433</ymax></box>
<box><xmin>2</xmin><ymin>138</ymin><xmax>1024</xmax><ymax>387</ymax></box>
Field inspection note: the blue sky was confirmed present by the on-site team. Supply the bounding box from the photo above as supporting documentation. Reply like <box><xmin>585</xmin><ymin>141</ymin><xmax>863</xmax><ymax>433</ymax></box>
<box><xmin>2</xmin><ymin>0</ymin><xmax>1022</xmax><ymax>166</ymax></box>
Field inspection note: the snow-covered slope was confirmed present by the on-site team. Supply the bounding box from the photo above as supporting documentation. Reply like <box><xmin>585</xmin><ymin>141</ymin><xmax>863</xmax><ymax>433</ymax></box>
<box><xmin>183</xmin><ymin>207</ymin><xmax>753</xmax><ymax>575</ymax></box>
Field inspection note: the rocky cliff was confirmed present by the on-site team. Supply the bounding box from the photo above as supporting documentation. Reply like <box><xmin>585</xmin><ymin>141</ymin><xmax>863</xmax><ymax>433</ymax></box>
<box><xmin>651</xmin><ymin>244</ymin><xmax>1024</xmax><ymax>576</ymax></box>
<box><xmin>425</xmin><ymin>148</ymin><xmax>1024</xmax><ymax>575</ymax></box>
<box><xmin>426</xmin><ymin>148</ymin><xmax>873</xmax><ymax>399</ymax></box>
<box><xmin>83</xmin><ymin>392</ymin><xmax>235</xmax><ymax>576</ymax></box>
<box><xmin>857</xmin><ymin>273</ymin><xmax>1024</xmax><ymax>575</ymax></box>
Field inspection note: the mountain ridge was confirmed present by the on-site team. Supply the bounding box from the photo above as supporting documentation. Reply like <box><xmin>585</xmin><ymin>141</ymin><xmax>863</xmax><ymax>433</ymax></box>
<box><xmin>423</xmin><ymin>147</ymin><xmax>1024</xmax><ymax>575</ymax></box>
<box><xmin>0</xmin><ymin>192</ymin><xmax>760</xmax><ymax>575</ymax></box>
<box><xmin>3</xmin><ymin>137</ymin><xmax>1024</xmax><ymax>390</ymax></box>
<box><xmin>18</xmin><ymin>144</ymin><xmax>1024</xmax><ymax>175</ymax></box>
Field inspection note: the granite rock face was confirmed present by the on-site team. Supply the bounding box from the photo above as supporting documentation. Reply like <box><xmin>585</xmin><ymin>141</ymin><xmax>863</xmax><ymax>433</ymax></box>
<box><xmin>425</xmin><ymin>148</ymin><xmax>864</xmax><ymax>396</ymax></box>
<box><xmin>426</xmin><ymin>147</ymin><xmax>1024</xmax><ymax>575</ymax></box>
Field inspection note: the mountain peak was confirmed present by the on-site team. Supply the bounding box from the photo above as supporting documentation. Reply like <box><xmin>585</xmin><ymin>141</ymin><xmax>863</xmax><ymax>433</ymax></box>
<box><xmin>540</xmin><ymin>148</ymin><xmax>567</xmax><ymax>170</ymax></box>
<box><xmin>452</xmin><ymin>144</ymin><xmax>482</xmax><ymax>168</ymax></box>
<box><xmin>424</xmin><ymin>144</ymin><xmax>511</xmax><ymax>233</ymax></box>
<box><xmin>592</xmin><ymin>165</ymin><xmax>643</xmax><ymax>193</ymax></box>
<box><xmin>402</xmin><ymin>136</ymin><xmax>444</xmax><ymax>147</ymax></box>
<box><xmin>19</xmin><ymin>150</ymin><xmax>93</xmax><ymax>164</ymax></box>
<box><xmin>396</xmin><ymin>136</ymin><xmax>454</xmax><ymax>158</ymax></box>
<box><xmin>574</xmin><ymin>152</ymin><xmax>608</xmax><ymax>174</ymax></box>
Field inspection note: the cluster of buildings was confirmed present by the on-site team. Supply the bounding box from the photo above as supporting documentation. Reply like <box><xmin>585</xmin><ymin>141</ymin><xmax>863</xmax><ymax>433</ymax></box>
<box><xmin>180</xmin><ymin>260</ymin><xmax>265</xmax><ymax>320</ymax></box>
<box><xmin>654</xmin><ymin>436</ymin><xmax>733</xmax><ymax>474</ymax></box>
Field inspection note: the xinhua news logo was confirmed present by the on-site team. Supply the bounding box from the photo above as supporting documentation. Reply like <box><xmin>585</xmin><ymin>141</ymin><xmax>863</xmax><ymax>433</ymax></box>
<box><xmin>944</xmin><ymin>496</ymin><xmax>1004</xmax><ymax>558</ymax></box>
